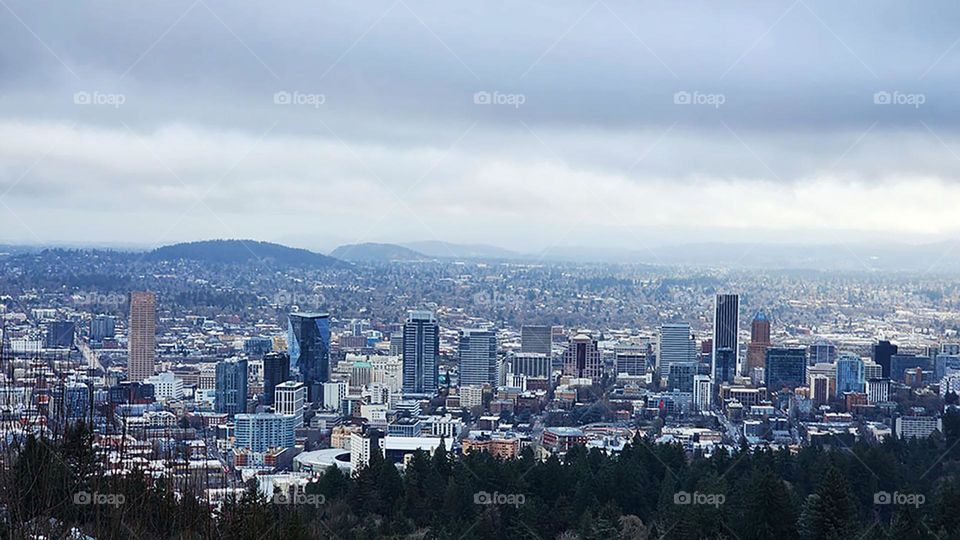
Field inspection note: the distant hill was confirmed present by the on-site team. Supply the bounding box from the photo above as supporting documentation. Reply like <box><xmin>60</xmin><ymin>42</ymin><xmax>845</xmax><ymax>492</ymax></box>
<box><xmin>149</xmin><ymin>240</ymin><xmax>341</xmax><ymax>266</ymax></box>
<box><xmin>330</xmin><ymin>243</ymin><xmax>430</xmax><ymax>262</ymax></box>
<box><xmin>402</xmin><ymin>241</ymin><xmax>520</xmax><ymax>260</ymax></box>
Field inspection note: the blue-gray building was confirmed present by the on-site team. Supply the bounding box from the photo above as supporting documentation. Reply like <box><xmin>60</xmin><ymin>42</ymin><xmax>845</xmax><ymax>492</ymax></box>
<box><xmin>403</xmin><ymin>310</ymin><xmax>439</xmax><ymax>397</ymax></box>
<box><xmin>215</xmin><ymin>358</ymin><xmax>248</xmax><ymax>416</ymax></box>
<box><xmin>458</xmin><ymin>329</ymin><xmax>497</xmax><ymax>386</ymax></box>
<box><xmin>765</xmin><ymin>347</ymin><xmax>807</xmax><ymax>391</ymax></box>
<box><xmin>44</xmin><ymin>321</ymin><xmax>76</xmax><ymax>349</ymax></box>
<box><xmin>234</xmin><ymin>413</ymin><xmax>295</xmax><ymax>452</ymax></box>
<box><xmin>288</xmin><ymin>312</ymin><xmax>331</xmax><ymax>401</ymax></box>
<box><xmin>243</xmin><ymin>336</ymin><xmax>273</xmax><ymax>358</ymax></box>
<box><xmin>836</xmin><ymin>353</ymin><xmax>865</xmax><ymax>396</ymax></box>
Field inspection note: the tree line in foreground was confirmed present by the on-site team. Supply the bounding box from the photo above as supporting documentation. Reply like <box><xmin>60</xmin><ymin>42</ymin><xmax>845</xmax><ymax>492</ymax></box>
<box><xmin>4</xmin><ymin>412</ymin><xmax>960</xmax><ymax>539</ymax></box>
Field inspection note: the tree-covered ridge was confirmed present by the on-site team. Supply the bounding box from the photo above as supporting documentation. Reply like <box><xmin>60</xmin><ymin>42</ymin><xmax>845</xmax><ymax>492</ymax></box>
<box><xmin>5</xmin><ymin>414</ymin><xmax>960</xmax><ymax>539</ymax></box>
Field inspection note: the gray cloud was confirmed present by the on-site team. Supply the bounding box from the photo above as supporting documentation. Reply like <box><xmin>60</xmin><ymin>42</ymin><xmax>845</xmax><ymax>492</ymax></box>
<box><xmin>1</xmin><ymin>0</ymin><xmax>960</xmax><ymax>250</ymax></box>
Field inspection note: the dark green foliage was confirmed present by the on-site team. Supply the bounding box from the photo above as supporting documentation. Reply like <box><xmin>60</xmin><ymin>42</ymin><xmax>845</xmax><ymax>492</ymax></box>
<box><xmin>6</xmin><ymin>415</ymin><xmax>960</xmax><ymax>538</ymax></box>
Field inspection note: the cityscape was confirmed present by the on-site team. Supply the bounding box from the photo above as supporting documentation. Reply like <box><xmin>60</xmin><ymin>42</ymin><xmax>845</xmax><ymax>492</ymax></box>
<box><xmin>0</xmin><ymin>242</ymin><xmax>959</xmax><ymax>538</ymax></box>
<box><xmin>5</xmin><ymin>0</ymin><xmax>960</xmax><ymax>538</ymax></box>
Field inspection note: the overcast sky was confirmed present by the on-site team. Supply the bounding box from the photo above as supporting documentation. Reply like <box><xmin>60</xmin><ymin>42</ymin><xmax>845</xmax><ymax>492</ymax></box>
<box><xmin>2</xmin><ymin>0</ymin><xmax>960</xmax><ymax>253</ymax></box>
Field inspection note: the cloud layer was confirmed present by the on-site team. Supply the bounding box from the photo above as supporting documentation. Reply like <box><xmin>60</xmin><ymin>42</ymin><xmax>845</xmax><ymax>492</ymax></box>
<box><xmin>1</xmin><ymin>0</ymin><xmax>960</xmax><ymax>251</ymax></box>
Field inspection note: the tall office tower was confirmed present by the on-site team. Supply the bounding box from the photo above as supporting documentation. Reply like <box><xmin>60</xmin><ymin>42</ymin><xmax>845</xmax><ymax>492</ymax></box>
<box><xmin>459</xmin><ymin>329</ymin><xmax>498</xmax><ymax>386</ymax></box>
<box><xmin>835</xmin><ymin>353</ymin><xmax>865</xmax><ymax>397</ymax></box>
<box><xmin>90</xmin><ymin>315</ymin><xmax>116</xmax><ymax>342</ymax></box>
<box><xmin>402</xmin><ymin>310</ymin><xmax>440</xmax><ymax>397</ymax></box>
<box><xmin>44</xmin><ymin>321</ymin><xmax>76</xmax><ymax>349</ymax></box>
<box><xmin>274</xmin><ymin>381</ymin><xmax>306</xmax><ymax>427</ymax></box>
<box><xmin>745</xmin><ymin>311</ymin><xmax>771</xmax><ymax>374</ymax></box>
<box><xmin>128</xmin><ymin>291</ymin><xmax>157</xmax><ymax>382</ymax></box>
<box><xmin>713</xmin><ymin>347</ymin><xmax>736</xmax><ymax>384</ymax></box>
<box><xmin>693</xmin><ymin>375</ymin><xmax>713</xmax><ymax>412</ymax></box>
<box><xmin>809</xmin><ymin>340</ymin><xmax>837</xmax><ymax>365</ymax></box>
<box><xmin>873</xmin><ymin>340</ymin><xmax>898</xmax><ymax>379</ymax></box>
<box><xmin>215</xmin><ymin>357</ymin><xmax>248</xmax><ymax>416</ymax></box>
<box><xmin>668</xmin><ymin>362</ymin><xmax>697</xmax><ymax>393</ymax></box>
<box><xmin>765</xmin><ymin>347</ymin><xmax>807</xmax><ymax>391</ymax></box>
<box><xmin>562</xmin><ymin>334</ymin><xmax>603</xmax><ymax>383</ymax></box>
<box><xmin>262</xmin><ymin>352</ymin><xmax>291</xmax><ymax>406</ymax></box>
<box><xmin>521</xmin><ymin>325</ymin><xmax>552</xmax><ymax>356</ymax></box>
<box><xmin>288</xmin><ymin>312</ymin><xmax>331</xmax><ymax>401</ymax></box>
<box><xmin>510</xmin><ymin>352</ymin><xmax>552</xmax><ymax>378</ymax></box>
<box><xmin>658</xmin><ymin>323</ymin><xmax>696</xmax><ymax>379</ymax></box>
<box><xmin>712</xmin><ymin>294</ymin><xmax>740</xmax><ymax>377</ymax></box>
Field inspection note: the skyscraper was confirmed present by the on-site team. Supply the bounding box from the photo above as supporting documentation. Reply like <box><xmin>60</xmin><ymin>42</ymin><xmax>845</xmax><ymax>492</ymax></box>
<box><xmin>521</xmin><ymin>325</ymin><xmax>552</xmax><ymax>356</ymax></box>
<box><xmin>458</xmin><ymin>329</ymin><xmax>497</xmax><ymax>386</ymax></box>
<box><xmin>713</xmin><ymin>347</ymin><xmax>736</xmax><ymax>385</ymax></box>
<box><xmin>658</xmin><ymin>323</ymin><xmax>696</xmax><ymax>379</ymax></box>
<box><xmin>274</xmin><ymin>381</ymin><xmax>306</xmax><ymax>427</ymax></box>
<box><xmin>288</xmin><ymin>312</ymin><xmax>331</xmax><ymax>401</ymax></box>
<box><xmin>262</xmin><ymin>351</ymin><xmax>291</xmax><ymax>406</ymax></box>
<box><xmin>712</xmin><ymin>294</ymin><xmax>739</xmax><ymax>378</ymax></box>
<box><xmin>873</xmin><ymin>340</ymin><xmax>898</xmax><ymax>379</ymax></box>
<box><xmin>128</xmin><ymin>291</ymin><xmax>156</xmax><ymax>382</ymax></box>
<box><xmin>836</xmin><ymin>353</ymin><xmax>865</xmax><ymax>397</ymax></box>
<box><xmin>562</xmin><ymin>334</ymin><xmax>603</xmax><ymax>383</ymax></box>
<box><xmin>402</xmin><ymin>310</ymin><xmax>440</xmax><ymax>396</ymax></box>
<box><xmin>215</xmin><ymin>357</ymin><xmax>248</xmax><ymax>416</ymax></box>
<box><xmin>765</xmin><ymin>347</ymin><xmax>807</xmax><ymax>391</ymax></box>
<box><xmin>745</xmin><ymin>311</ymin><xmax>770</xmax><ymax>374</ymax></box>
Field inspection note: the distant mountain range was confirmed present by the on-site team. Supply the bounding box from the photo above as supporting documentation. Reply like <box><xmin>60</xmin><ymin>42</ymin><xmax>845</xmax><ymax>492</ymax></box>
<box><xmin>147</xmin><ymin>239</ymin><xmax>341</xmax><ymax>266</ymax></box>
<box><xmin>329</xmin><ymin>243</ymin><xmax>431</xmax><ymax>262</ymax></box>
<box><xmin>6</xmin><ymin>238</ymin><xmax>960</xmax><ymax>272</ymax></box>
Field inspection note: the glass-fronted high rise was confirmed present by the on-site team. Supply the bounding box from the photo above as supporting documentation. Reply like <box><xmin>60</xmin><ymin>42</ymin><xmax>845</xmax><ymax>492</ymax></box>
<box><xmin>458</xmin><ymin>329</ymin><xmax>497</xmax><ymax>386</ymax></box>
<box><xmin>712</xmin><ymin>294</ymin><xmax>739</xmax><ymax>379</ymax></box>
<box><xmin>215</xmin><ymin>357</ymin><xmax>248</xmax><ymax>416</ymax></box>
<box><xmin>288</xmin><ymin>312</ymin><xmax>331</xmax><ymax>401</ymax></box>
<box><xmin>262</xmin><ymin>351</ymin><xmax>291</xmax><ymax>406</ymax></box>
<box><xmin>836</xmin><ymin>353</ymin><xmax>865</xmax><ymax>397</ymax></box>
<box><xmin>402</xmin><ymin>310</ymin><xmax>440</xmax><ymax>397</ymax></box>
<box><xmin>765</xmin><ymin>347</ymin><xmax>807</xmax><ymax>391</ymax></box>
